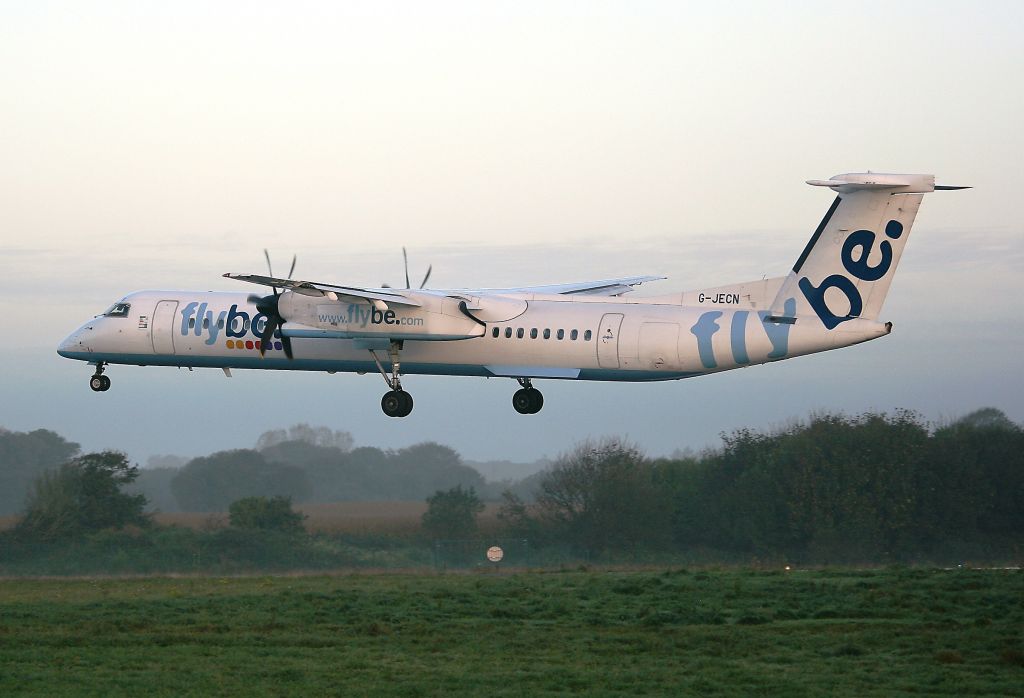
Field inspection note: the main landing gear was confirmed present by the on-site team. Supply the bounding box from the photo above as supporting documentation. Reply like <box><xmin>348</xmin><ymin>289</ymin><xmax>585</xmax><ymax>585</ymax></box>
<box><xmin>512</xmin><ymin>378</ymin><xmax>544</xmax><ymax>415</ymax></box>
<box><xmin>89</xmin><ymin>362</ymin><xmax>111</xmax><ymax>392</ymax></box>
<box><xmin>370</xmin><ymin>341</ymin><xmax>414</xmax><ymax>418</ymax></box>
<box><xmin>381</xmin><ymin>389</ymin><xmax>414</xmax><ymax>418</ymax></box>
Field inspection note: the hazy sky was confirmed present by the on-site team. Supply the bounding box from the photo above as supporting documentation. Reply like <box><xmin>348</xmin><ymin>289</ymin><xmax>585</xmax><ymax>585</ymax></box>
<box><xmin>2</xmin><ymin>1</ymin><xmax>1022</xmax><ymax>467</ymax></box>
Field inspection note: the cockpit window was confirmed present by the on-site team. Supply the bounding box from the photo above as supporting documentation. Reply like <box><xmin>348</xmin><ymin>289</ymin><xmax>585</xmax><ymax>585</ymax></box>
<box><xmin>103</xmin><ymin>302</ymin><xmax>131</xmax><ymax>318</ymax></box>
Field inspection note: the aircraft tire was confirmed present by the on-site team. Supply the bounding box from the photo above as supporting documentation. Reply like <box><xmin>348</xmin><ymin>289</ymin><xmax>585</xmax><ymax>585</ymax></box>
<box><xmin>90</xmin><ymin>375</ymin><xmax>110</xmax><ymax>392</ymax></box>
<box><xmin>526</xmin><ymin>387</ymin><xmax>543</xmax><ymax>413</ymax></box>
<box><xmin>397</xmin><ymin>390</ymin><xmax>414</xmax><ymax>417</ymax></box>
<box><xmin>382</xmin><ymin>390</ymin><xmax>413</xmax><ymax>418</ymax></box>
<box><xmin>512</xmin><ymin>388</ymin><xmax>535</xmax><ymax>415</ymax></box>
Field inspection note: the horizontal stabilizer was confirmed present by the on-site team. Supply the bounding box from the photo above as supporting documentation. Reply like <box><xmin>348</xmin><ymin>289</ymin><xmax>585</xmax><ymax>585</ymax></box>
<box><xmin>806</xmin><ymin>173</ymin><xmax>938</xmax><ymax>193</ymax></box>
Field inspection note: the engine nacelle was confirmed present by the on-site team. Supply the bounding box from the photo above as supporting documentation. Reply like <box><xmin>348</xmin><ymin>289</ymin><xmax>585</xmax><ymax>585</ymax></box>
<box><xmin>277</xmin><ymin>291</ymin><xmax>485</xmax><ymax>341</ymax></box>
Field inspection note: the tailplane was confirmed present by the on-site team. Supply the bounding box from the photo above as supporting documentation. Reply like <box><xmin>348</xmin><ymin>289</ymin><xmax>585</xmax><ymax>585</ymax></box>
<box><xmin>770</xmin><ymin>172</ymin><xmax>966</xmax><ymax>329</ymax></box>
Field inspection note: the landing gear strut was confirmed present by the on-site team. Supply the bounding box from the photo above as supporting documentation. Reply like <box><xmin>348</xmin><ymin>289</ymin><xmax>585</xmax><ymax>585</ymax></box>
<box><xmin>89</xmin><ymin>362</ymin><xmax>111</xmax><ymax>392</ymax></box>
<box><xmin>512</xmin><ymin>378</ymin><xmax>543</xmax><ymax>414</ymax></box>
<box><xmin>370</xmin><ymin>340</ymin><xmax>413</xmax><ymax>418</ymax></box>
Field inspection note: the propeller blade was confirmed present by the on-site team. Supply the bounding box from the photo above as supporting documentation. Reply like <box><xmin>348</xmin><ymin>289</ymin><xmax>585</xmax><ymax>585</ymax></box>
<box><xmin>263</xmin><ymin>249</ymin><xmax>280</xmax><ymax>296</ymax></box>
<box><xmin>420</xmin><ymin>264</ymin><xmax>432</xmax><ymax>289</ymax></box>
<box><xmin>259</xmin><ymin>315</ymin><xmax>279</xmax><ymax>357</ymax></box>
<box><xmin>250</xmin><ymin>252</ymin><xmax>297</xmax><ymax>357</ymax></box>
<box><xmin>402</xmin><ymin>247</ymin><xmax>410</xmax><ymax>289</ymax></box>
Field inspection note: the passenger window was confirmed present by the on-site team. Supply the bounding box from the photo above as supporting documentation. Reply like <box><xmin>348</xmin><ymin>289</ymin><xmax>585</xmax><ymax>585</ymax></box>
<box><xmin>584</xmin><ymin>330</ymin><xmax>592</xmax><ymax>341</ymax></box>
<box><xmin>218</xmin><ymin>318</ymin><xmax>225</xmax><ymax>329</ymax></box>
<box><xmin>530</xmin><ymin>328</ymin><xmax>538</xmax><ymax>339</ymax></box>
<box><xmin>543</xmin><ymin>329</ymin><xmax>551</xmax><ymax>339</ymax></box>
<box><xmin>492</xmin><ymin>327</ymin><xmax>499</xmax><ymax>338</ymax></box>
<box><xmin>505</xmin><ymin>327</ymin><xmax>512</xmax><ymax>338</ymax></box>
<box><xmin>202</xmin><ymin>317</ymin><xmax>209</xmax><ymax>329</ymax></box>
<box><xmin>189</xmin><ymin>318</ymin><xmax>196</xmax><ymax>329</ymax></box>
<box><xmin>557</xmin><ymin>329</ymin><xmax>564</xmax><ymax>340</ymax></box>
<box><xmin>570</xmin><ymin>329</ymin><xmax>578</xmax><ymax>340</ymax></box>
<box><xmin>517</xmin><ymin>328</ymin><xmax>524</xmax><ymax>339</ymax></box>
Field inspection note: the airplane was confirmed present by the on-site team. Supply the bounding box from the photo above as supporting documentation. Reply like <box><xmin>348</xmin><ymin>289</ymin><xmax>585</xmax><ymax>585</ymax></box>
<box><xmin>58</xmin><ymin>172</ymin><xmax>966</xmax><ymax>417</ymax></box>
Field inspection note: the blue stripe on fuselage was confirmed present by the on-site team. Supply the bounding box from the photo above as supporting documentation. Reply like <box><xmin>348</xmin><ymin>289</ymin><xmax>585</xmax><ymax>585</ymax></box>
<box><xmin>56</xmin><ymin>350</ymin><xmax>696</xmax><ymax>382</ymax></box>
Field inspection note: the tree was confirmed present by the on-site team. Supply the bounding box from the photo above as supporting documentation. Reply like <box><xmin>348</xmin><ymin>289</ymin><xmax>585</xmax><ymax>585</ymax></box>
<box><xmin>170</xmin><ymin>449</ymin><xmax>310</xmax><ymax>511</ymax></box>
<box><xmin>0</xmin><ymin>428</ymin><xmax>80</xmax><ymax>515</ymax></box>
<box><xmin>256</xmin><ymin>424</ymin><xmax>354</xmax><ymax>452</ymax></box>
<box><xmin>422</xmin><ymin>485</ymin><xmax>485</xmax><ymax>539</ymax></box>
<box><xmin>228</xmin><ymin>496</ymin><xmax>306</xmax><ymax>534</ymax></box>
<box><xmin>16</xmin><ymin>451</ymin><xmax>148</xmax><ymax>540</ymax></box>
<box><xmin>950</xmin><ymin>407</ymin><xmax>1018</xmax><ymax>431</ymax></box>
<box><xmin>259</xmin><ymin>441</ymin><xmax>488</xmax><ymax>502</ymax></box>
<box><xmin>531</xmin><ymin>438</ymin><xmax>670</xmax><ymax>554</ymax></box>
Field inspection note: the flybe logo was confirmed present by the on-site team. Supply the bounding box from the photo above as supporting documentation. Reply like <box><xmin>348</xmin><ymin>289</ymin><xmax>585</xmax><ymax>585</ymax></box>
<box><xmin>318</xmin><ymin>305</ymin><xmax>425</xmax><ymax>328</ymax></box>
<box><xmin>799</xmin><ymin>219</ymin><xmax>903</xmax><ymax>330</ymax></box>
<box><xmin>689</xmin><ymin>301</ymin><xmax>795</xmax><ymax>370</ymax></box>
<box><xmin>180</xmin><ymin>303</ymin><xmax>282</xmax><ymax>347</ymax></box>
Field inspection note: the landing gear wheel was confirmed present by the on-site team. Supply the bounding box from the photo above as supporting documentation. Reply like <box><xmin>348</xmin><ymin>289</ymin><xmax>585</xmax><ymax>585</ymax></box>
<box><xmin>526</xmin><ymin>387</ymin><xmax>543</xmax><ymax>413</ymax></box>
<box><xmin>89</xmin><ymin>375</ymin><xmax>111</xmax><ymax>392</ymax></box>
<box><xmin>512</xmin><ymin>387</ymin><xmax>543</xmax><ymax>414</ymax></box>
<box><xmin>382</xmin><ymin>390</ymin><xmax>414</xmax><ymax>418</ymax></box>
<box><xmin>398</xmin><ymin>390</ymin><xmax>413</xmax><ymax>417</ymax></box>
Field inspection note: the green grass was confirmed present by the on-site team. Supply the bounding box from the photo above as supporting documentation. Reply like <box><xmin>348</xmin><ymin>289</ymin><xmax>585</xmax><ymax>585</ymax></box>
<box><xmin>1</xmin><ymin>568</ymin><xmax>1022</xmax><ymax>696</ymax></box>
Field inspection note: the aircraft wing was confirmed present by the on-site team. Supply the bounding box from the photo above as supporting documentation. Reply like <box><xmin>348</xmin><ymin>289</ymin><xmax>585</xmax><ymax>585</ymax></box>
<box><xmin>489</xmin><ymin>275</ymin><xmax>665</xmax><ymax>297</ymax></box>
<box><xmin>223</xmin><ymin>274</ymin><xmax>423</xmax><ymax>307</ymax></box>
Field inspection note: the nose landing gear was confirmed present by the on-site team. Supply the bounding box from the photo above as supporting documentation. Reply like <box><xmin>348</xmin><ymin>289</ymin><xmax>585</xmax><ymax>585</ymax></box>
<box><xmin>512</xmin><ymin>378</ymin><xmax>543</xmax><ymax>414</ymax></box>
<box><xmin>89</xmin><ymin>363</ymin><xmax>111</xmax><ymax>392</ymax></box>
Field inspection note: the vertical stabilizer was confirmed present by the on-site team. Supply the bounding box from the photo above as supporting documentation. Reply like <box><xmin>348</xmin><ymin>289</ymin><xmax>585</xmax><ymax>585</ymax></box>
<box><xmin>770</xmin><ymin>173</ymin><xmax>937</xmax><ymax>329</ymax></box>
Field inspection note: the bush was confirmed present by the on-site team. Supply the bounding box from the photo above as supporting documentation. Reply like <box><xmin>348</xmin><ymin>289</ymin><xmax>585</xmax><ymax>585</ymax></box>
<box><xmin>228</xmin><ymin>496</ymin><xmax>306</xmax><ymax>534</ymax></box>
<box><xmin>422</xmin><ymin>485</ymin><xmax>484</xmax><ymax>539</ymax></box>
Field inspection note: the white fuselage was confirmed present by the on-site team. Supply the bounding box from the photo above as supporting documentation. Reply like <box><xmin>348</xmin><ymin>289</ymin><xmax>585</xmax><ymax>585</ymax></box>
<box><xmin>58</xmin><ymin>289</ymin><xmax>889</xmax><ymax>382</ymax></box>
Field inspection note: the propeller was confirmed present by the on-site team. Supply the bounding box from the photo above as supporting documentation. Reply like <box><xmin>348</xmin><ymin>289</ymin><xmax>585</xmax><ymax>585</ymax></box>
<box><xmin>249</xmin><ymin>249</ymin><xmax>296</xmax><ymax>359</ymax></box>
<box><xmin>384</xmin><ymin>247</ymin><xmax>432</xmax><ymax>289</ymax></box>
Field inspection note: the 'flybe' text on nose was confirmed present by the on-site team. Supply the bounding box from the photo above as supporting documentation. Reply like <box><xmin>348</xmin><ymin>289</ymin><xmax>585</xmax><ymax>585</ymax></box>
<box><xmin>180</xmin><ymin>303</ymin><xmax>280</xmax><ymax>346</ymax></box>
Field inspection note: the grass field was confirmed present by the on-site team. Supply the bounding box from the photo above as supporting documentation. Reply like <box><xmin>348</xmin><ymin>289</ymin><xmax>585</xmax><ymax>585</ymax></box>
<box><xmin>1</xmin><ymin>567</ymin><xmax>1022</xmax><ymax>696</ymax></box>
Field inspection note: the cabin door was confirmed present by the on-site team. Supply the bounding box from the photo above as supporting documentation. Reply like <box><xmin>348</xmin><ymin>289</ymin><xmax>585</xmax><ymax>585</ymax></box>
<box><xmin>152</xmin><ymin>300</ymin><xmax>178</xmax><ymax>354</ymax></box>
<box><xmin>597</xmin><ymin>313</ymin><xmax>624</xmax><ymax>368</ymax></box>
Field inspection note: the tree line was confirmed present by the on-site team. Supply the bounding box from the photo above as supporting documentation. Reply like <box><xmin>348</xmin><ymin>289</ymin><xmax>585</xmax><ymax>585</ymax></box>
<box><xmin>493</xmin><ymin>408</ymin><xmax>1023</xmax><ymax>562</ymax></box>
<box><xmin>0</xmin><ymin>426</ymin><xmax>496</xmax><ymax>515</ymax></box>
<box><xmin>2</xmin><ymin>408</ymin><xmax>1022</xmax><ymax>565</ymax></box>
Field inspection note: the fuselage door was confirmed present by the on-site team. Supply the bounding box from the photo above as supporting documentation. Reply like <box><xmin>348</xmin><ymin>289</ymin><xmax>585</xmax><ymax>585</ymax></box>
<box><xmin>597</xmin><ymin>313</ymin><xmax>624</xmax><ymax>368</ymax></box>
<box><xmin>152</xmin><ymin>300</ymin><xmax>178</xmax><ymax>354</ymax></box>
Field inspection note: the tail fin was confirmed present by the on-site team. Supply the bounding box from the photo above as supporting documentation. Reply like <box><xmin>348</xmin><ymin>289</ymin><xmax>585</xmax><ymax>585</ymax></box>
<box><xmin>770</xmin><ymin>173</ymin><xmax>963</xmax><ymax>329</ymax></box>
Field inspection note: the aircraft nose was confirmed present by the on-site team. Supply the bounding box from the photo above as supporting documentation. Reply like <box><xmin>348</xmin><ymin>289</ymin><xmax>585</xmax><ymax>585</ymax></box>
<box><xmin>57</xmin><ymin>325</ymin><xmax>94</xmax><ymax>358</ymax></box>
